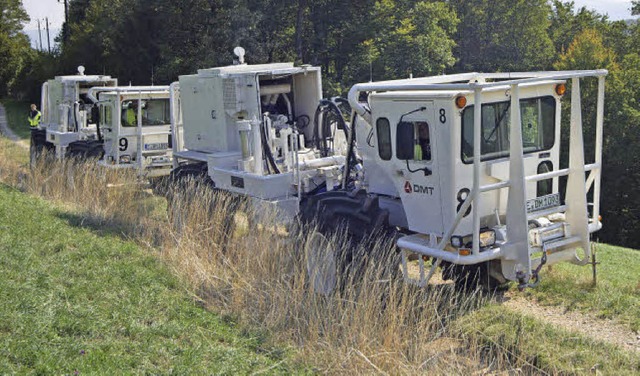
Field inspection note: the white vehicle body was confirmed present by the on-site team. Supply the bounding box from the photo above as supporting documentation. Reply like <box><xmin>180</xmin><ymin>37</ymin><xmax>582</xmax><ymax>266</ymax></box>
<box><xmin>39</xmin><ymin>68</ymin><xmax>117</xmax><ymax>158</ymax></box>
<box><xmin>348</xmin><ymin>70</ymin><xmax>607</xmax><ymax>287</ymax></box>
<box><xmin>93</xmin><ymin>86</ymin><xmax>173</xmax><ymax>178</ymax></box>
<box><xmin>171</xmin><ymin>62</ymin><xmax>346</xmax><ymax>220</ymax></box>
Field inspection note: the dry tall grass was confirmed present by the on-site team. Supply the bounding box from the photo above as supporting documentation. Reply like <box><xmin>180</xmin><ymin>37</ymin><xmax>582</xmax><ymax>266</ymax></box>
<box><xmin>0</xmin><ymin>144</ymin><xmax>544</xmax><ymax>374</ymax></box>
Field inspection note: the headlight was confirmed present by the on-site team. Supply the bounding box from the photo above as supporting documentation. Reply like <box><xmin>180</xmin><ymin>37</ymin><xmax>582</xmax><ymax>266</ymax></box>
<box><xmin>479</xmin><ymin>229</ymin><xmax>496</xmax><ymax>248</ymax></box>
<box><xmin>119</xmin><ymin>155</ymin><xmax>131</xmax><ymax>164</ymax></box>
<box><xmin>450</xmin><ymin>229</ymin><xmax>496</xmax><ymax>249</ymax></box>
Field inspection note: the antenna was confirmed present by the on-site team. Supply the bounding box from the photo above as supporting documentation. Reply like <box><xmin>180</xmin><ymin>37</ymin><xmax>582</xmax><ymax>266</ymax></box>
<box><xmin>234</xmin><ymin>46</ymin><xmax>246</xmax><ymax>65</ymax></box>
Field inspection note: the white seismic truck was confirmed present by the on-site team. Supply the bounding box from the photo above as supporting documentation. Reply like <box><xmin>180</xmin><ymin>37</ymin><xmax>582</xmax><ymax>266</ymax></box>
<box><xmin>91</xmin><ymin>86</ymin><xmax>174</xmax><ymax>178</ymax></box>
<box><xmin>327</xmin><ymin>70</ymin><xmax>606</xmax><ymax>291</ymax></box>
<box><xmin>31</xmin><ymin>67</ymin><xmax>117</xmax><ymax>162</ymax></box>
<box><xmin>169</xmin><ymin>55</ymin><xmax>348</xmax><ymax>218</ymax></box>
<box><xmin>169</xmin><ymin>53</ymin><xmax>606</xmax><ymax>292</ymax></box>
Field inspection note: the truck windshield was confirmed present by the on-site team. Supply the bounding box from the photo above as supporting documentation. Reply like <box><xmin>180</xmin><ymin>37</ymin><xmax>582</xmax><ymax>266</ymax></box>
<box><xmin>461</xmin><ymin>96</ymin><xmax>555</xmax><ymax>163</ymax></box>
<box><xmin>121</xmin><ymin>98</ymin><xmax>170</xmax><ymax>127</ymax></box>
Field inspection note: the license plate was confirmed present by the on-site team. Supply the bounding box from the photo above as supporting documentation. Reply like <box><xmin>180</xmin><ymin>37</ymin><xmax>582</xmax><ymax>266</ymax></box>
<box><xmin>144</xmin><ymin>142</ymin><xmax>169</xmax><ymax>151</ymax></box>
<box><xmin>526</xmin><ymin>193</ymin><xmax>560</xmax><ymax>213</ymax></box>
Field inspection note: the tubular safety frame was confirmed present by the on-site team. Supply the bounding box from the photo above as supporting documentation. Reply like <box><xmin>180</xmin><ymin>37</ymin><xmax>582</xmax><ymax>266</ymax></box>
<box><xmin>348</xmin><ymin>70</ymin><xmax>607</xmax><ymax>283</ymax></box>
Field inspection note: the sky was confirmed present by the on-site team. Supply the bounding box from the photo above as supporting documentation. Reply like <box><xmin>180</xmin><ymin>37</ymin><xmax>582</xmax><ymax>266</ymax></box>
<box><xmin>19</xmin><ymin>0</ymin><xmax>638</xmax><ymax>48</ymax></box>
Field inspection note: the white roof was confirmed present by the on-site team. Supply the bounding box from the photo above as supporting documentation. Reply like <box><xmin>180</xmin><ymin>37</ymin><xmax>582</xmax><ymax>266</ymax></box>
<box><xmin>371</xmin><ymin>80</ymin><xmax>562</xmax><ymax>100</ymax></box>
<box><xmin>194</xmin><ymin>63</ymin><xmax>320</xmax><ymax>78</ymax></box>
<box><xmin>55</xmin><ymin>75</ymin><xmax>114</xmax><ymax>83</ymax></box>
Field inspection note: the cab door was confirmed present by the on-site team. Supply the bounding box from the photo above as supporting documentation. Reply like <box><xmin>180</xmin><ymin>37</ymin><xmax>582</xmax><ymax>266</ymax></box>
<box><xmin>379</xmin><ymin>101</ymin><xmax>444</xmax><ymax>235</ymax></box>
<box><xmin>99</xmin><ymin>101</ymin><xmax>118</xmax><ymax>162</ymax></box>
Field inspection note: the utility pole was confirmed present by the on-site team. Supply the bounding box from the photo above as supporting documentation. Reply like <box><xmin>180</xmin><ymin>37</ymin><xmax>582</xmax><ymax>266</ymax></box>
<box><xmin>37</xmin><ymin>19</ymin><xmax>43</xmax><ymax>51</ymax></box>
<box><xmin>58</xmin><ymin>0</ymin><xmax>69</xmax><ymax>42</ymax></box>
<box><xmin>46</xmin><ymin>17</ymin><xmax>51</xmax><ymax>54</ymax></box>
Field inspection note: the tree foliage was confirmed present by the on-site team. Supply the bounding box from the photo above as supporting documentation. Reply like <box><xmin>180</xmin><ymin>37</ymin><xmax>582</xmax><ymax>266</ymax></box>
<box><xmin>0</xmin><ymin>0</ymin><xmax>31</xmax><ymax>96</ymax></box>
<box><xmin>3</xmin><ymin>0</ymin><xmax>640</xmax><ymax>247</ymax></box>
<box><xmin>451</xmin><ymin>0</ymin><xmax>554</xmax><ymax>72</ymax></box>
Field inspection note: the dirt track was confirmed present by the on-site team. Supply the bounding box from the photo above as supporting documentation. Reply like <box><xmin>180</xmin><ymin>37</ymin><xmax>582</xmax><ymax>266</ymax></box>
<box><xmin>0</xmin><ymin>104</ymin><xmax>28</xmax><ymax>149</ymax></box>
<box><xmin>501</xmin><ymin>291</ymin><xmax>640</xmax><ymax>353</ymax></box>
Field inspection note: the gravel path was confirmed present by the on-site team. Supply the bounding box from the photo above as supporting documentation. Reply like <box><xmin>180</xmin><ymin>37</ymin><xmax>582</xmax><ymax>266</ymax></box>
<box><xmin>501</xmin><ymin>291</ymin><xmax>640</xmax><ymax>353</ymax></box>
<box><xmin>0</xmin><ymin>103</ymin><xmax>29</xmax><ymax>149</ymax></box>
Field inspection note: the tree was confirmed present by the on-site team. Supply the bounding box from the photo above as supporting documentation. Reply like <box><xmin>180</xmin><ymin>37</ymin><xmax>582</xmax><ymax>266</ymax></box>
<box><xmin>0</xmin><ymin>0</ymin><xmax>31</xmax><ymax>96</ymax></box>
<box><xmin>553</xmin><ymin>28</ymin><xmax>640</xmax><ymax>248</ymax></box>
<box><xmin>451</xmin><ymin>0</ymin><xmax>555</xmax><ymax>72</ymax></box>
<box><xmin>371</xmin><ymin>1</ymin><xmax>458</xmax><ymax>79</ymax></box>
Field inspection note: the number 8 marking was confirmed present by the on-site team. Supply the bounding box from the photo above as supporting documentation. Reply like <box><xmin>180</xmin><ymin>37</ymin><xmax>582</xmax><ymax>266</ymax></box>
<box><xmin>457</xmin><ymin>188</ymin><xmax>472</xmax><ymax>217</ymax></box>
<box><xmin>439</xmin><ymin>109</ymin><xmax>446</xmax><ymax>123</ymax></box>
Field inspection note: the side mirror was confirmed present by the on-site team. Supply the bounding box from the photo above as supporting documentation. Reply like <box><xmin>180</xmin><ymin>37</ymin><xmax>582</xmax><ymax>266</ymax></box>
<box><xmin>396</xmin><ymin>121</ymin><xmax>415</xmax><ymax>160</ymax></box>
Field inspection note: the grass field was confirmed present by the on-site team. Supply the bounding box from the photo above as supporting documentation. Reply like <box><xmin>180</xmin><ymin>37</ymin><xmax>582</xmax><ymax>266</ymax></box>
<box><xmin>530</xmin><ymin>243</ymin><xmax>640</xmax><ymax>332</ymax></box>
<box><xmin>0</xmin><ymin>184</ymin><xmax>302</xmax><ymax>374</ymax></box>
<box><xmin>0</xmin><ymin>110</ymin><xmax>638</xmax><ymax>373</ymax></box>
<box><xmin>457</xmin><ymin>305</ymin><xmax>640</xmax><ymax>374</ymax></box>
<box><xmin>1</xmin><ymin>98</ymin><xmax>31</xmax><ymax>139</ymax></box>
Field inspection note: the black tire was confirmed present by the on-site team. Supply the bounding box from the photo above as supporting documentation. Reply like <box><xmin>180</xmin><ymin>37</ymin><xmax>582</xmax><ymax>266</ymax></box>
<box><xmin>87</xmin><ymin>140</ymin><xmax>105</xmax><ymax>159</ymax></box>
<box><xmin>298</xmin><ymin>189</ymin><xmax>399</xmax><ymax>294</ymax></box>
<box><xmin>66</xmin><ymin>140</ymin><xmax>103</xmax><ymax>160</ymax></box>
<box><xmin>29</xmin><ymin>128</ymin><xmax>48</xmax><ymax>166</ymax></box>
<box><xmin>441</xmin><ymin>260</ymin><xmax>507</xmax><ymax>293</ymax></box>
<box><xmin>166</xmin><ymin>163</ymin><xmax>212</xmax><ymax>194</ymax></box>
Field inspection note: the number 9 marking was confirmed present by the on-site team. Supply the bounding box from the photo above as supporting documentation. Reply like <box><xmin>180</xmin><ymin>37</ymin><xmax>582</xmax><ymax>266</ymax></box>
<box><xmin>119</xmin><ymin>138</ymin><xmax>128</xmax><ymax>152</ymax></box>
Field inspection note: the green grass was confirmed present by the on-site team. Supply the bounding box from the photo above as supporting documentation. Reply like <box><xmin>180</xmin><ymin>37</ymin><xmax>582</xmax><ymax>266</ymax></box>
<box><xmin>456</xmin><ymin>305</ymin><xmax>640</xmax><ymax>374</ymax></box>
<box><xmin>0</xmin><ymin>184</ymin><xmax>303</xmax><ymax>374</ymax></box>
<box><xmin>1</xmin><ymin>98</ymin><xmax>32</xmax><ymax>139</ymax></box>
<box><xmin>530</xmin><ymin>243</ymin><xmax>640</xmax><ymax>332</ymax></box>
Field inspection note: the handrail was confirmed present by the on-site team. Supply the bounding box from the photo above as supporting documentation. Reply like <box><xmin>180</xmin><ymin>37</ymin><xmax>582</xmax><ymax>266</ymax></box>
<box><xmin>169</xmin><ymin>81</ymin><xmax>182</xmax><ymax>169</ymax></box>
<box><xmin>348</xmin><ymin>70</ymin><xmax>608</xmax><ymax>122</ymax></box>
<box><xmin>480</xmin><ymin>181</ymin><xmax>510</xmax><ymax>193</ymax></box>
<box><xmin>526</xmin><ymin>168</ymin><xmax>570</xmax><ymax>183</ymax></box>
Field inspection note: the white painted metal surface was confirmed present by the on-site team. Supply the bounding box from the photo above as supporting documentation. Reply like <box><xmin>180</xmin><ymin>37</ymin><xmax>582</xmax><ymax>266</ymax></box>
<box><xmin>349</xmin><ymin>70</ymin><xmax>607</xmax><ymax>285</ymax></box>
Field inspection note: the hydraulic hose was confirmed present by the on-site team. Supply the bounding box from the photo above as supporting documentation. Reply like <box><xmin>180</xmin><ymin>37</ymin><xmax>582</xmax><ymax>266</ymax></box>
<box><xmin>313</xmin><ymin>98</ymin><xmax>350</xmax><ymax>157</ymax></box>
<box><xmin>261</xmin><ymin>115</ymin><xmax>280</xmax><ymax>174</ymax></box>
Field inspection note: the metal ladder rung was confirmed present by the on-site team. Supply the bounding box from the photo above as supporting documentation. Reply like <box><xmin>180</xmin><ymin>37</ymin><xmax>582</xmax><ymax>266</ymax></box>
<box><xmin>140</xmin><ymin>132</ymin><xmax>170</xmax><ymax>136</ymax></box>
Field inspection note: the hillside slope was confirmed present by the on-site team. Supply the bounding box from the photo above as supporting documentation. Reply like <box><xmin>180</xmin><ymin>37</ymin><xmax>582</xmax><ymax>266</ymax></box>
<box><xmin>0</xmin><ymin>185</ymin><xmax>301</xmax><ymax>374</ymax></box>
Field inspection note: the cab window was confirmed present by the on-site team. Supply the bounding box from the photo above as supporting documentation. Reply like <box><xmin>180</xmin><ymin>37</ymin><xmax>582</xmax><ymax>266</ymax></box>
<box><xmin>461</xmin><ymin>96</ymin><xmax>555</xmax><ymax>163</ymax></box>
<box><xmin>413</xmin><ymin>121</ymin><xmax>431</xmax><ymax>161</ymax></box>
<box><xmin>101</xmin><ymin>104</ymin><xmax>112</xmax><ymax>126</ymax></box>
<box><xmin>121</xmin><ymin>99</ymin><xmax>171</xmax><ymax>127</ymax></box>
<box><xmin>376</xmin><ymin>117</ymin><xmax>392</xmax><ymax>160</ymax></box>
<box><xmin>396</xmin><ymin>121</ymin><xmax>431</xmax><ymax>161</ymax></box>
<box><xmin>142</xmin><ymin>98</ymin><xmax>170</xmax><ymax>126</ymax></box>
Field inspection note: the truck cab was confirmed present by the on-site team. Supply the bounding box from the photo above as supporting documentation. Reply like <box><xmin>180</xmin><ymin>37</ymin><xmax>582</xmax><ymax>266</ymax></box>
<box><xmin>348</xmin><ymin>71</ymin><xmax>606</xmax><ymax>288</ymax></box>
<box><xmin>35</xmin><ymin>67</ymin><xmax>117</xmax><ymax>160</ymax></box>
<box><xmin>95</xmin><ymin>87</ymin><xmax>173</xmax><ymax>178</ymax></box>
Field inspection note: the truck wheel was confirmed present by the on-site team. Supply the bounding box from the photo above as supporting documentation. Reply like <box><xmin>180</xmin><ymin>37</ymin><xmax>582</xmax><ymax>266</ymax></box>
<box><xmin>87</xmin><ymin>141</ymin><xmax>105</xmax><ymax>159</ymax></box>
<box><xmin>298</xmin><ymin>190</ymin><xmax>398</xmax><ymax>295</ymax></box>
<box><xmin>166</xmin><ymin>162</ymin><xmax>214</xmax><ymax>232</ymax></box>
<box><xmin>29</xmin><ymin>128</ymin><xmax>48</xmax><ymax>166</ymax></box>
<box><xmin>441</xmin><ymin>260</ymin><xmax>507</xmax><ymax>292</ymax></box>
<box><xmin>66</xmin><ymin>141</ymin><xmax>89</xmax><ymax>159</ymax></box>
<box><xmin>166</xmin><ymin>162</ymin><xmax>212</xmax><ymax>196</ymax></box>
<box><xmin>305</xmin><ymin>231</ymin><xmax>338</xmax><ymax>295</ymax></box>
